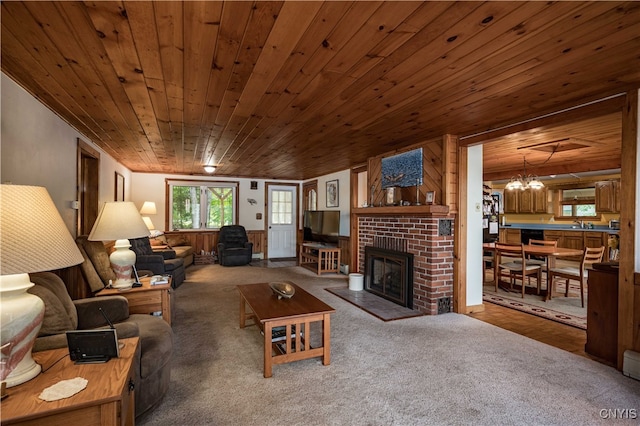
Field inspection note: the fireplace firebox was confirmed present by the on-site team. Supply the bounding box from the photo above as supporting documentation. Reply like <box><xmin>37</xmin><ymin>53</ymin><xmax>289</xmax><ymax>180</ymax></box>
<box><xmin>364</xmin><ymin>246</ymin><xmax>414</xmax><ymax>308</ymax></box>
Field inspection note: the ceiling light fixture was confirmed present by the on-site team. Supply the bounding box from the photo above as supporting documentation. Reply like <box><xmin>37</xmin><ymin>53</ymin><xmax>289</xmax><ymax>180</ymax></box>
<box><xmin>204</xmin><ymin>165</ymin><xmax>216</xmax><ymax>173</ymax></box>
<box><xmin>505</xmin><ymin>157</ymin><xmax>544</xmax><ymax>191</ymax></box>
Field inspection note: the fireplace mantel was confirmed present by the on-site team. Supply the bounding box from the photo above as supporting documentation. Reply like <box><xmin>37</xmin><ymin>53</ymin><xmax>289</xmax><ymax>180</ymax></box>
<box><xmin>353</xmin><ymin>204</ymin><xmax>449</xmax><ymax>217</ymax></box>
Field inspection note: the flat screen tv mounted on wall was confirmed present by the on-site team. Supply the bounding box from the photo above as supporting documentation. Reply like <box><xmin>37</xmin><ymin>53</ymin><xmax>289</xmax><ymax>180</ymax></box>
<box><xmin>303</xmin><ymin>210</ymin><xmax>340</xmax><ymax>244</ymax></box>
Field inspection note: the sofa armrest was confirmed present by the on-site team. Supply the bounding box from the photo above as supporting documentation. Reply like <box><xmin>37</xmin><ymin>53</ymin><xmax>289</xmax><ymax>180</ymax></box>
<box><xmin>135</xmin><ymin>254</ymin><xmax>166</xmax><ymax>274</ymax></box>
<box><xmin>153</xmin><ymin>249</ymin><xmax>177</xmax><ymax>260</ymax></box>
<box><xmin>74</xmin><ymin>296</ymin><xmax>130</xmax><ymax>329</ymax></box>
<box><xmin>245</xmin><ymin>242</ymin><xmax>254</xmax><ymax>250</ymax></box>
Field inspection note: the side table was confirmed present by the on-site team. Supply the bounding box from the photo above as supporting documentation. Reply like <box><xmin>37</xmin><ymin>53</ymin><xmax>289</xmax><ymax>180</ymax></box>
<box><xmin>96</xmin><ymin>276</ymin><xmax>172</xmax><ymax>325</ymax></box>
<box><xmin>1</xmin><ymin>337</ymin><xmax>139</xmax><ymax>426</ymax></box>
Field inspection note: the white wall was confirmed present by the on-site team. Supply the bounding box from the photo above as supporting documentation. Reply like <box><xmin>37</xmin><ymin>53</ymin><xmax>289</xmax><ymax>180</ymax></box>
<box><xmin>131</xmin><ymin>173</ymin><xmax>299</xmax><ymax>232</ymax></box>
<box><xmin>309</xmin><ymin>169</ymin><xmax>351</xmax><ymax>236</ymax></box>
<box><xmin>1</xmin><ymin>73</ymin><xmax>132</xmax><ymax>236</ymax></box>
<box><xmin>466</xmin><ymin>145</ymin><xmax>484</xmax><ymax>306</ymax></box>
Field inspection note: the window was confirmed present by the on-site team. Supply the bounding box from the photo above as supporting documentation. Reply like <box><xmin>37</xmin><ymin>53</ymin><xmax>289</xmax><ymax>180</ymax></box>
<box><xmin>271</xmin><ymin>190</ymin><xmax>293</xmax><ymax>225</ymax></box>
<box><xmin>558</xmin><ymin>188</ymin><xmax>597</xmax><ymax>218</ymax></box>
<box><xmin>168</xmin><ymin>180</ymin><xmax>237</xmax><ymax>230</ymax></box>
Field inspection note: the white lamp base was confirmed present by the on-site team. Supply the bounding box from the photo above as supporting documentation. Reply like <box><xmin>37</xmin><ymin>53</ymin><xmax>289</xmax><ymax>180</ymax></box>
<box><xmin>109</xmin><ymin>239</ymin><xmax>136</xmax><ymax>284</ymax></box>
<box><xmin>0</xmin><ymin>273</ymin><xmax>44</xmax><ymax>387</ymax></box>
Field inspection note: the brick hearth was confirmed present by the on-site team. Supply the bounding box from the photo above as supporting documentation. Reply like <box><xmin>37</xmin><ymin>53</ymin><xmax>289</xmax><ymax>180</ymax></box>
<box><xmin>357</xmin><ymin>215</ymin><xmax>454</xmax><ymax>315</ymax></box>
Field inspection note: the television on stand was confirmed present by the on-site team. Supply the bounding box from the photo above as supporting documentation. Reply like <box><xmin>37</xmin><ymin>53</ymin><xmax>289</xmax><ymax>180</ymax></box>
<box><xmin>303</xmin><ymin>210</ymin><xmax>340</xmax><ymax>245</ymax></box>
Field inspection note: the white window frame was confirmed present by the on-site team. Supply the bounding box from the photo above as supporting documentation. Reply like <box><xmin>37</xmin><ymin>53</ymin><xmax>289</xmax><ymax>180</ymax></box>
<box><xmin>167</xmin><ymin>180</ymin><xmax>238</xmax><ymax>230</ymax></box>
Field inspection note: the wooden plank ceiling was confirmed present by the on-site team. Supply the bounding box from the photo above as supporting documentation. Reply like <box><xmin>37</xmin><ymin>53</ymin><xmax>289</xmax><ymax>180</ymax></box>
<box><xmin>2</xmin><ymin>1</ymin><xmax>639</xmax><ymax>180</ymax></box>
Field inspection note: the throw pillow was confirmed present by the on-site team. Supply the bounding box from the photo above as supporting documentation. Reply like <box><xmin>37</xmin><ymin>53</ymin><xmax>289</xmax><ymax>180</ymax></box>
<box><xmin>28</xmin><ymin>272</ymin><xmax>78</xmax><ymax>334</ymax></box>
<box><xmin>166</xmin><ymin>235</ymin><xmax>189</xmax><ymax>247</ymax></box>
<box><xmin>81</xmin><ymin>239</ymin><xmax>117</xmax><ymax>285</ymax></box>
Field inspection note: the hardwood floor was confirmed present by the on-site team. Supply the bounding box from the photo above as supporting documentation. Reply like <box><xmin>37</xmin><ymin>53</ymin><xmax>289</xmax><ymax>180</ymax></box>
<box><xmin>468</xmin><ymin>302</ymin><xmax>589</xmax><ymax>358</ymax></box>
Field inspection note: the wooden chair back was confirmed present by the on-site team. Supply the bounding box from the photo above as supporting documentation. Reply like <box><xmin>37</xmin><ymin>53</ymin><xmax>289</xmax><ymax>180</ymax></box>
<box><xmin>582</xmin><ymin>246</ymin><xmax>605</xmax><ymax>270</ymax></box>
<box><xmin>528</xmin><ymin>239</ymin><xmax>557</xmax><ymax>247</ymax></box>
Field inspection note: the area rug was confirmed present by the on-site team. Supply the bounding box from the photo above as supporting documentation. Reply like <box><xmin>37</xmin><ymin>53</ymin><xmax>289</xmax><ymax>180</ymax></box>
<box><xmin>483</xmin><ymin>279</ymin><xmax>587</xmax><ymax>329</ymax></box>
<box><xmin>326</xmin><ymin>286</ymin><xmax>424</xmax><ymax>321</ymax></box>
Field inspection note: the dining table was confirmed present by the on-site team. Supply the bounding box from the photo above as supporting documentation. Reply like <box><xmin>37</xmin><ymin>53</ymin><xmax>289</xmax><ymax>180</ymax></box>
<box><xmin>482</xmin><ymin>242</ymin><xmax>584</xmax><ymax>297</ymax></box>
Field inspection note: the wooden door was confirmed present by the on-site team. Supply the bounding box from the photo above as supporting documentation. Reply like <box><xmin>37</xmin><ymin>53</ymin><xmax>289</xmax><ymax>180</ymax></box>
<box><xmin>503</xmin><ymin>190</ymin><xmax>518</xmax><ymax>213</ymax></box>
<box><xmin>533</xmin><ymin>188</ymin><xmax>548</xmax><ymax>213</ymax></box>
<box><xmin>562</xmin><ymin>231</ymin><xmax>584</xmax><ymax>251</ymax></box>
<box><xmin>518</xmin><ymin>189</ymin><xmax>534</xmax><ymax>213</ymax></box>
<box><xmin>595</xmin><ymin>181</ymin><xmax>615</xmax><ymax>213</ymax></box>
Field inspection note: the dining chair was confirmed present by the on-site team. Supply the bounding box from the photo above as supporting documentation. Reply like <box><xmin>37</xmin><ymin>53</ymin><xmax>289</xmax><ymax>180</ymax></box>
<box><xmin>495</xmin><ymin>243</ymin><xmax>542</xmax><ymax>297</ymax></box>
<box><xmin>546</xmin><ymin>246</ymin><xmax>605</xmax><ymax>307</ymax></box>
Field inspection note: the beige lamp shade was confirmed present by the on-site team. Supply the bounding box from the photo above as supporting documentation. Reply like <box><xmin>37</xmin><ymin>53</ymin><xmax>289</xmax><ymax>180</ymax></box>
<box><xmin>142</xmin><ymin>216</ymin><xmax>155</xmax><ymax>231</ymax></box>
<box><xmin>88</xmin><ymin>202</ymin><xmax>150</xmax><ymax>242</ymax></box>
<box><xmin>88</xmin><ymin>202</ymin><xmax>150</xmax><ymax>286</ymax></box>
<box><xmin>0</xmin><ymin>184</ymin><xmax>84</xmax><ymax>274</ymax></box>
<box><xmin>1</xmin><ymin>184</ymin><xmax>84</xmax><ymax>387</ymax></box>
<box><xmin>140</xmin><ymin>201</ymin><xmax>157</xmax><ymax>215</ymax></box>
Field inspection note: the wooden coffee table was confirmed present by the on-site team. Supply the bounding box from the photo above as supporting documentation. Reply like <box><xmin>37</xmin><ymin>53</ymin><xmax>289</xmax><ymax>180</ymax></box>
<box><xmin>237</xmin><ymin>282</ymin><xmax>335</xmax><ymax>378</ymax></box>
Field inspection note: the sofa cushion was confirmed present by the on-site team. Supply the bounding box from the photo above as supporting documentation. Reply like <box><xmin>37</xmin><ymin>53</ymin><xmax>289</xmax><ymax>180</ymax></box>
<box><xmin>77</xmin><ymin>244</ymin><xmax>107</xmax><ymax>293</ymax></box>
<box><xmin>28</xmin><ymin>272</ymin><xmax>78</xmax><ymax>334</ymax></box>
<box><xmin>78</xmin><ymin>237</ymin><xmax>117</xmax><ymax>285</ymax></box>
<box><xmin>166</xmin><ymin>234</ymin><xmax>190</xmax><ymax>247</ymax></box>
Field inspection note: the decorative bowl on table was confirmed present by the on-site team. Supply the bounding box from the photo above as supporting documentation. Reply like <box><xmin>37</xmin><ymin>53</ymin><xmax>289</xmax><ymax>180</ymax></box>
<box><xmin>269</xmin><ymin>282</ymin><xmax>295</xmax><ymax>300</ymax></box>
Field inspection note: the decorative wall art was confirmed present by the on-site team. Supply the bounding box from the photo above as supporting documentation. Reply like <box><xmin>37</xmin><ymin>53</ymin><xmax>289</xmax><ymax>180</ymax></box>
<box><xmin>114</xmin><ymin>172</ymin><xmax>125</xmax><ymax>201</ymax></box>
<box><xmin>426</xmin><ymin>191</ymin><xmax>435</xmax><ymax>204</ymax></box>
<box><xmin>326</xmin><ymin>180</ymin><xmax>339</xmax><ymax>208</ymax></box>
<box><xmin>381</xmin><ymin>148</ymin><xmax>423</xmax><ymax>189</ymax></box>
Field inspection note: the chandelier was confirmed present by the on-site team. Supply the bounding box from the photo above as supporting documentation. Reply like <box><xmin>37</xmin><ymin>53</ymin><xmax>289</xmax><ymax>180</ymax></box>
<box><xmin>505</xmin><ymin>157</ymin><xmax>544</xmax><ymax>191</ymax></box>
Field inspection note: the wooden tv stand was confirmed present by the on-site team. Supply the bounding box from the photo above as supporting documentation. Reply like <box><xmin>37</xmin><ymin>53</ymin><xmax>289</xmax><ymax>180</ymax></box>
<box><xmin>299</xmin><ymin>243</ymin><xmax>341</xmax><ymax>275</ymax></box>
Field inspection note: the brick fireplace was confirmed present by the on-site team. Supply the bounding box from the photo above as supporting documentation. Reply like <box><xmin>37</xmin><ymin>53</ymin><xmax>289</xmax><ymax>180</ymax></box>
<box><xmin>355</xmin><ymin>206</ymin><xmax>454</xmax><ymax>315</ymax></box>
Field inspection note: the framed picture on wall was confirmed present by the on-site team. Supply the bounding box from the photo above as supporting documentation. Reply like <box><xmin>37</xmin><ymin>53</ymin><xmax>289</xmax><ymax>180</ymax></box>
<box><xmin>326</xmin><ymin>180</ymin><xmax>339</xmax><ymax>208</ymax></box>
<box><xmin>115</xmin><ymin>172</ymin><xmax>125</xmax><ymax>201</ymax></box>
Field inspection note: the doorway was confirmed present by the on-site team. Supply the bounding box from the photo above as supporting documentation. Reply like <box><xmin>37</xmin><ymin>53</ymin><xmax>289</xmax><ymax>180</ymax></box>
<box><xmin>266</xmin><ymin>183</ymin><xmax>298</xmax><ymax>259</ymax></box>
<box><xmin>77</xmin><ymin>139</ymin><xmax>99</xmax><ymax>236</ymax></box>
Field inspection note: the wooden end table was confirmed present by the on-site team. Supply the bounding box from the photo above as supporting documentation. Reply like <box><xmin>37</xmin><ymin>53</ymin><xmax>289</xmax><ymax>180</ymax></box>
<box><xmin>1</xmin><ymin>337</ymin><xmax>139</xmax><ymax>426</ymax></box>
<box><xmin>96</xmin><ymin>276</ymin><xmax>172</xmax><ymax>325</ymax></box>
<box><xmin>237</xmin><ymin>282</ymin><xmax>335</xmax><ymax>378</ymax></box>
<box><xmin>299</xmin><ymin>243</ymin><xmax>341</xmax><ymax>275</ymax></box>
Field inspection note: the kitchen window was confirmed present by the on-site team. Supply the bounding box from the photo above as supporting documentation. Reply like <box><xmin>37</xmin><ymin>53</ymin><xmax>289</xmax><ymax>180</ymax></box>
<box><xmin>557</xmin><ymin>187</ymin><xmax>597</xmax><ymax>218</ymax></box>
<box><xmin>167</xmin><ymin>180</ymin><xmax>238</xmax><ymax>230</ymax></box>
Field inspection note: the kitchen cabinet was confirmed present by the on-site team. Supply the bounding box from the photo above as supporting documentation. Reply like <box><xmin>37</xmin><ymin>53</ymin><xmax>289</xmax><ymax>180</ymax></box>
<box><xmin>503</xmin><ymin>188</ymin><xmax>547</xmax><ymax>214</ymax></box>
<box><xmin>543</xmin><ymin>230</ymin><xmax>563</xmax><ymax>246</ymax></box>
<box><xmin>562</xmin><ymin>231</ymin><xmax>584</xmax><ymax>252</ymax></box>
<box><xmin>595</xmin><ymin>180</ymin><xmax>619</xmax><ymax>213</ymax></box>
<box><xmin>499</xmin><ymin>228</ymin><xmax>521</xmax><ymax>244</ymax></box>
<box><xmin>503</xmin><ymin>190</ymin><xmax>518</xmax><ymax>213</ymax></box>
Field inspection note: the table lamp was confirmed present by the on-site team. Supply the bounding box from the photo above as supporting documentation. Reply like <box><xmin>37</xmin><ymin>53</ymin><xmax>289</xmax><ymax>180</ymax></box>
<box><xmin>88</xmin><ymin>202</ymin><xmax>150</xmax><ymax>285</ymax></box>
<box><xmin>0</xmin><ymin>184</ymin><xmax>84</xmax><ymax>387</ymax></box>
<box><xmin>139</xmin><ymin>201</ymin><xmax>160</xmax><ymax>236</ymax></box>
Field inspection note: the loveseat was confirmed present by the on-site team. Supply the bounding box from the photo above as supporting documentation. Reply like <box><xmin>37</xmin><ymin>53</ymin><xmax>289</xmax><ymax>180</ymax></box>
<box><xmin>150</xmin><ymin>234</ymin><xmax>194</xmax><ymax>268</ymax></box>
<box><xmin>28</xmin><ymin>272</ymin><xmax>173</xmax><ymax>418</ymax></box>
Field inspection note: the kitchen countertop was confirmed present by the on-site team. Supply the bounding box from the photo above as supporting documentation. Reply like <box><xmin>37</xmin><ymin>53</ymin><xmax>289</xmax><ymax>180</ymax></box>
<box><xmin>502</xmin><ymin>223</ymin><xmax>619</xmax><ymax>234</ymax></box>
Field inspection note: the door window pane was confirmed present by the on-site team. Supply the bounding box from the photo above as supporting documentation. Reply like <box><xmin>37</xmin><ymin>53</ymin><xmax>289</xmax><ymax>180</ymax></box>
<box><xmin>271</xmin><ymin>190</ymin><xmax>293</xmax><ymax>225</ymax></box>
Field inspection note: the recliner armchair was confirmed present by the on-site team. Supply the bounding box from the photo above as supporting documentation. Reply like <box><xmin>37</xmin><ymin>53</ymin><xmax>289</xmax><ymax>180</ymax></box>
<box><xmin>28</xmin><ymin>272</ymin><xmax>173</xmax><ymax>418</ymax></box>
<box><xmin>217</xmin><ymin>225</ymin><xmax>253</xmax><ymax>266</ymax></box>
<box><xmin>129</xmin><ymin>237</ymin><xmax>185</xmax><ymax>288</ymax></box>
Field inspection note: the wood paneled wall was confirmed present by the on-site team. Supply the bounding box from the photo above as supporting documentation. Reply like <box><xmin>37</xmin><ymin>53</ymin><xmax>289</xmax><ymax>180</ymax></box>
<box><xmin>164</xmin><ymin>230</ymin><xmax>265</xmax><ymax>256</ymax></box>
<box><xmin>366</xmin><ymin>136</ymin><xmax>451</xmax><ymax>209</ymax></box>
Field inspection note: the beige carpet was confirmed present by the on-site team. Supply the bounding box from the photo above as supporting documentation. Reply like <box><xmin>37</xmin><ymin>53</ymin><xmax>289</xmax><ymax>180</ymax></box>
<box><xmin>137</xmin><ymin>264</ymin><xmax>640</xmax><ymax>425</ymax></box>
